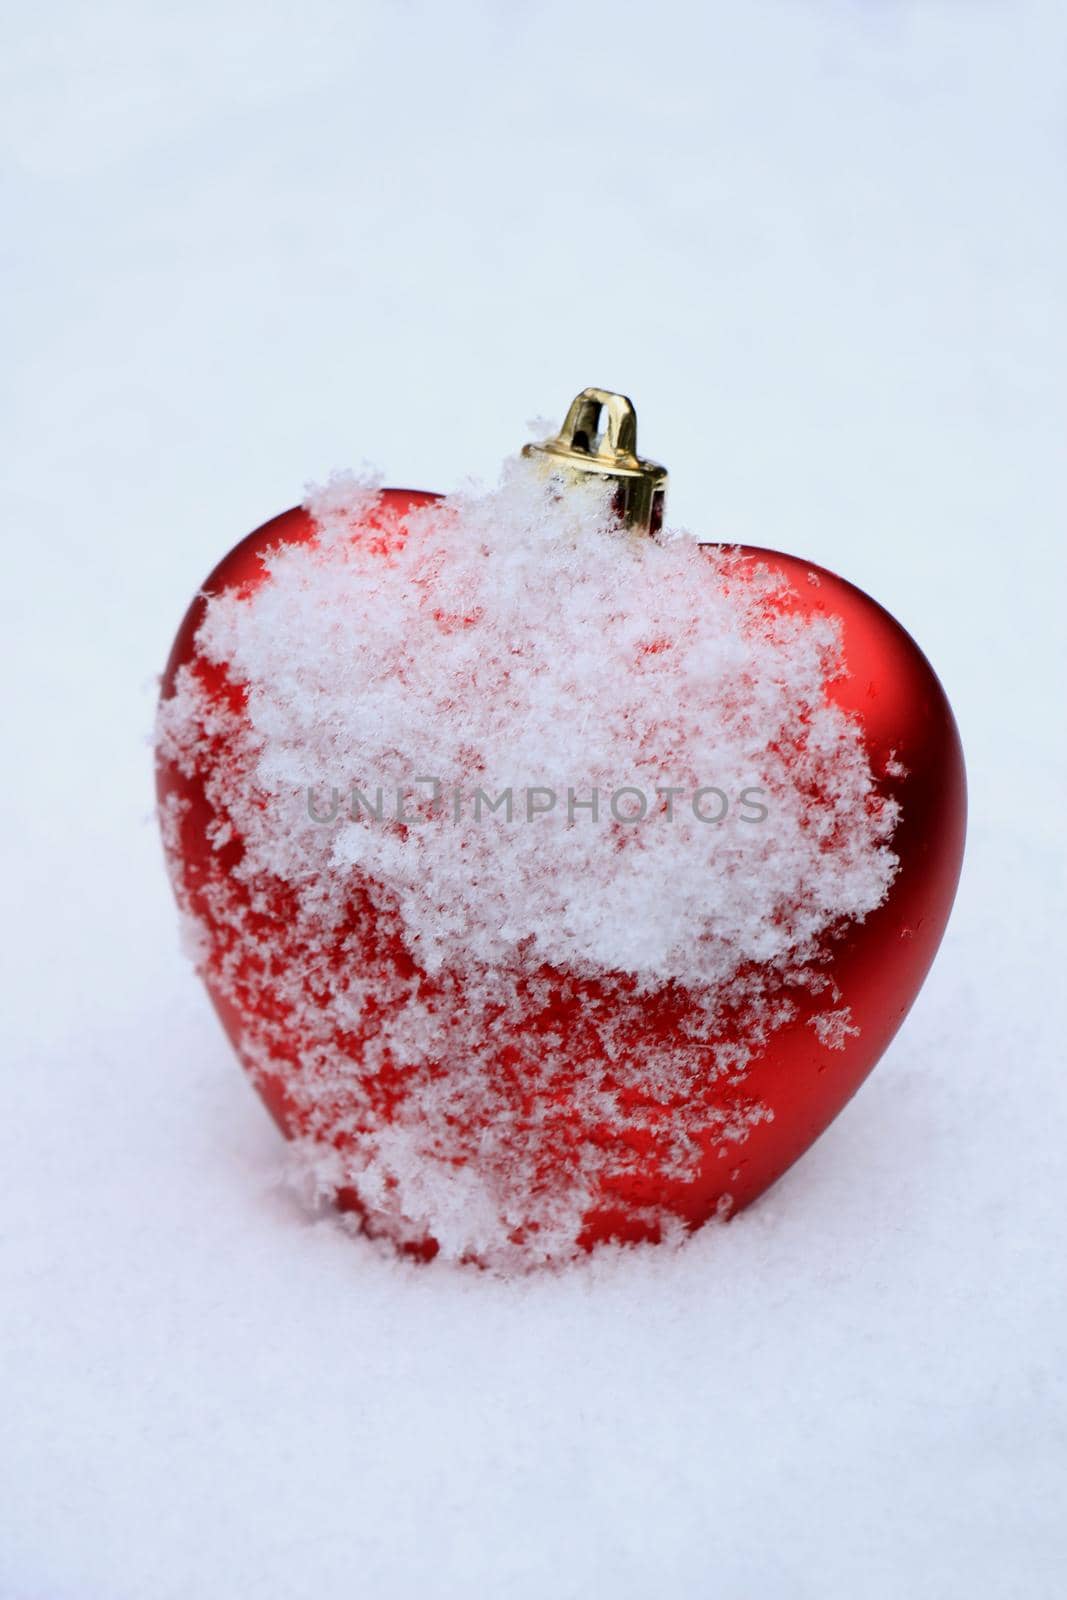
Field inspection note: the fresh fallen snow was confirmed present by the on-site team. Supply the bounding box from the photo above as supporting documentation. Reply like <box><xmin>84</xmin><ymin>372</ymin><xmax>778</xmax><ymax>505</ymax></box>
<box><xmin>156</xmin><ymin>461</ymin><xmax>897</xmax><ymax>1264</ymax></box>
<box><xmin>191</xmin><ymin>465</ymin><xmax>895</xmax><ymax>990</ymax></box>
<box><xmin>4</xmin><ymin>0</ymin><xmax>1066</xmax><ymax>1595</ymax></box>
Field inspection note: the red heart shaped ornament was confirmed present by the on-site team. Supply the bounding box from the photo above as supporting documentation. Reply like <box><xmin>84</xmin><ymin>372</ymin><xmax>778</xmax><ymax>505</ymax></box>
<box><xmin>156</xmin><ymin>391</ymin><xmax>965</xmax><ymax>1267</ymax></box>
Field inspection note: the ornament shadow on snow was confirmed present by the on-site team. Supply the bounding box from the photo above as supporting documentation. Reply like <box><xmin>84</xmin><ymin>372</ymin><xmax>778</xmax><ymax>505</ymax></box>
<box><xmin>155</xmin><ymin>388</ymin><xmax>966</xmax><ymax>1269</ymax></box>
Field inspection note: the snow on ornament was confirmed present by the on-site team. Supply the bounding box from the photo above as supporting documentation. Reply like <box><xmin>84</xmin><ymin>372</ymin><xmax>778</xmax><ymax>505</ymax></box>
<box><xmin>155</xmin><ymin>388</ymin><xmax>965</xmax><ymax>1269</ymax></box>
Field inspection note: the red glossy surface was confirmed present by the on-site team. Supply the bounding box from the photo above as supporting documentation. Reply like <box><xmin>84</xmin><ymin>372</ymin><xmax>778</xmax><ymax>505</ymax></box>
<box><xmin>158</xmin><ymin>489</ymin><xmax>965</xmax><ymax>1249</ymax></box>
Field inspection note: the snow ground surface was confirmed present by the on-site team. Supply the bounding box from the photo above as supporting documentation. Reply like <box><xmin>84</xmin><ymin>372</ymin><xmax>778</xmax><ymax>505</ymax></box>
<box><xmin>3</xmin><ymin>2</ymin><xmax>1065</xmax><ymax>1596</ymax></box>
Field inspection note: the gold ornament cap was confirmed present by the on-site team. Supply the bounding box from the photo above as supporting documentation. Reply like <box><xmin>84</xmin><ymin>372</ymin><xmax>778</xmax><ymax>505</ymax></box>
<box><xmin>523</xmin><ymin>388</ymin><xmax>667</xmax><ymax>536</ymax></box>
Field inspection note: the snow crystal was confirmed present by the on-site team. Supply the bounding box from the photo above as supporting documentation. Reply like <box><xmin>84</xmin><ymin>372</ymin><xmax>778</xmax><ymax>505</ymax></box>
<box><xmin>156</xmin><ymin>458</ymin><xmax>899</xmax><ymax>1267</ymax></box>
<box><xmin>808</xmin><ymin>1006</ymin><xmax>861</xmax><ymax>1051</ymax></box>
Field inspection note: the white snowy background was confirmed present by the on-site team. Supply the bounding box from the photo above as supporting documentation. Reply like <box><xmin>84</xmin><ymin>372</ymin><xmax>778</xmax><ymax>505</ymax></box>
<box><xmin>3</xmin><ymin>1</ymin><xmax>1065</xmax><ymax>1595</ymax></box>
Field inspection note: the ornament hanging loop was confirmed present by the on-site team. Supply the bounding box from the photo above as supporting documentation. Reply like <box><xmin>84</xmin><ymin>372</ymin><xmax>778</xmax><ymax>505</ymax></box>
<box><xmin>523</xmin><ymin>388</ymin><xmax>667</xmax><ymax>536</ymax></box>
